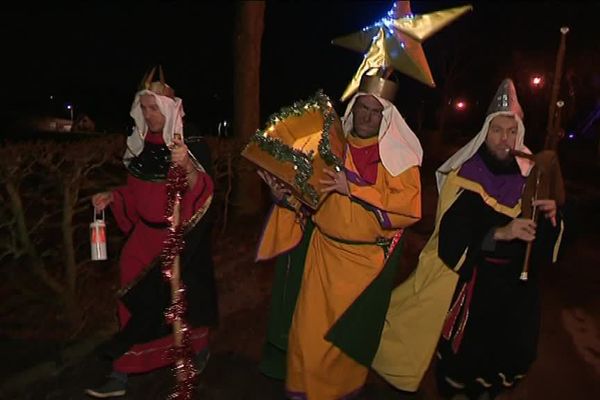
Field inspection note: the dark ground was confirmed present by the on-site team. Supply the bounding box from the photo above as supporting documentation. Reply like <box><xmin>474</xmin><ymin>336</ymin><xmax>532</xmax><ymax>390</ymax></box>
<box><xmin>1</xmin><ymin>140</ymin><xmax>599</xmax><ymax>400</ymax></box>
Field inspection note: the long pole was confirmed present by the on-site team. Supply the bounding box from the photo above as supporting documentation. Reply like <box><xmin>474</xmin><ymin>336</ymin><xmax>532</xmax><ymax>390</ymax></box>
<box><xmin>170</xmin><ymin>195</ymin><xmax>185</xmax><ymax>381</ymax></box>
<box><xmin>166</xmin><ymin>132</ymin><xmax>194</xmax><ymax>396</ymax></box>
<box><xmin>544</xmin><ymin>27</ymin><xmax>569</xmax><ymax>150</ymax></box>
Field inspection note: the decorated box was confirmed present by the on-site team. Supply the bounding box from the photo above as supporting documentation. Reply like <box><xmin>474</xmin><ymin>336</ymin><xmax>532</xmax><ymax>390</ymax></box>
<box><xmin>241</xmin><ymin>90</ymin><xmax>346</xmax><ymax>210</ymax></box>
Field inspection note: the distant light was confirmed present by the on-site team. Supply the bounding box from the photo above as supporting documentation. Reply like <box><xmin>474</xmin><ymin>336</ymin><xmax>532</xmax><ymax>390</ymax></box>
<box><xmin>49</xmin><ymin>95</ymin><xmax>54</xmax><ymax>100</ymax></box>
<box><xmin>66</xmin><ymin>105</ymin><xmax>72</xmax><ymax>110</ymax></box>
<box><xmin>454</xmin><ymin>100</ymin><xmax>467</xmax><ymax>111</ymax></box>
<box><xmin>568</xmin><ymin>132</ymin><xmax>575</xmax><ymax>139</ymax></box>
<box><xmin>530</xmin><ymin>75</ymin><xmax>544</xmax><ymax>88</ymax></box>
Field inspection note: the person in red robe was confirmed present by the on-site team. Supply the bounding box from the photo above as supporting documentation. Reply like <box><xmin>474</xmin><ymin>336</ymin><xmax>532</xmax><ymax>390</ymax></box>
<box><xmin>86</xmin><ymin>68</ymin><xmax>217</xmax><ymax>398</ymax></box>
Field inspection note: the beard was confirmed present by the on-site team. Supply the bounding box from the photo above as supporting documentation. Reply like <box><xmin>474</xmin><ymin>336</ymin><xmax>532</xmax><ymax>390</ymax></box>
<box><xmin>492</xmin><ymin>149</ymin><xmax>513</xmax><ymax>165</ymax></box>
<box><xmin>480</xmin><ymin>144</ymin><xmax>519</xmax><ymax>174</ymax></box>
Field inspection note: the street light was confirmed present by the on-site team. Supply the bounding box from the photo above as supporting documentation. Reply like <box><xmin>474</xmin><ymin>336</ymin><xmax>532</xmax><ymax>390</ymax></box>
<box><xmin>66</xmin><ymin>104</ymin><xmax>74</xmax><ymax>121</ymax></box>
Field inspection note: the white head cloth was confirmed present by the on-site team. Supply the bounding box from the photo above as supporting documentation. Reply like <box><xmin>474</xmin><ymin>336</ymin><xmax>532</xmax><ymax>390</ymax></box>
<box><xmin>342</xmin><ymin>92</ymin><xmax>423</xmax><ymax>176</ymax></box>
<box><xmin>124</xmin><ymin>89</ymin><xmax>185</xmax><ymax>163</ymax></box>
<box><xmin>435</xmin><ymin>110</ymin><xmax>534</xmax><ymax>192</ymax></box>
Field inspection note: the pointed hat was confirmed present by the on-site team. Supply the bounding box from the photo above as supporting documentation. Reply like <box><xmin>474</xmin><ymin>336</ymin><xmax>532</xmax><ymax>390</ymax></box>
<box><xmin>486</xmin><ymin>78</ymin><xmax>523</xmax><ymax>119</ymax></box>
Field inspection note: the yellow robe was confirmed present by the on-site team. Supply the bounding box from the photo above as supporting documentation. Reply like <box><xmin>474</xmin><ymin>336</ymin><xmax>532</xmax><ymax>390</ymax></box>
<box><xmin>258</xmin><ymin>135</ymin><xmax>421</xmax><ymax>399</ymax></box>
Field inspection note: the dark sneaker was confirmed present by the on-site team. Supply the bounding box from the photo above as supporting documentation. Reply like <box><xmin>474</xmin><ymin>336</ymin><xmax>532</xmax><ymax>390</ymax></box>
<box><xmin>195</xmin><ymin>348</ymin><xmax>210</xmax><ymax>374</ymax></box>
<box><xmin>85</xmin><ymin>373</ymin><xmax>127</xmax><ymax>398</ymax></box>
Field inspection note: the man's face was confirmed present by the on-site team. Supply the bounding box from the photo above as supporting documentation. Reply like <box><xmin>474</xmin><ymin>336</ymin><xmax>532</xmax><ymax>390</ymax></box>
<box><xmin>352</xmin><ymin>95</ymin><xmax>384</xmax><ymax>138</ymax></box>
<box><xmin>140</xmin><ymin>94</ymin><xmax>166</xmax><ymax>134</ymax></box>
<box><xmin>485</xmin><ymin>115</ymin><xmax>518</xmax><ymax>161</ymax></box>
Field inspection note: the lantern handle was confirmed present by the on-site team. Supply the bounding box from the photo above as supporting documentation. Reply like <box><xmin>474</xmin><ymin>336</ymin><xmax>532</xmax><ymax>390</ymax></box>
<box><xmin>93</xmin><ymin>208</ymin><xmax>105</xmax><ymax>222</ymax></box>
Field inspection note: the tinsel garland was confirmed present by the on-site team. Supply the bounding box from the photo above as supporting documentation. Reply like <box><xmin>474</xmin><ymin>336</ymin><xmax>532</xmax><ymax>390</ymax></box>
<box><xmin>160</xmin><ymin>165</ymin><xmax>198</xmax><ymax>400</ymax></box>
<box><xmin>249</xmin><ymin>90</ymin><xmax>343</xmax><ymax>207</ymax></box>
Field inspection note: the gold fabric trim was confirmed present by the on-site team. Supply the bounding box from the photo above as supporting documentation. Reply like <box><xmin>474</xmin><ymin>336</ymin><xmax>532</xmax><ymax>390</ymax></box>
<box><xmin>453</xmin><ymin>247</ymin><xmax>469</xmax><ymax>272</ymax></box>
<box><xmin>453</xmin><ymin>175</ymin><xmax>522</xmax><ymax>218</ymax></box>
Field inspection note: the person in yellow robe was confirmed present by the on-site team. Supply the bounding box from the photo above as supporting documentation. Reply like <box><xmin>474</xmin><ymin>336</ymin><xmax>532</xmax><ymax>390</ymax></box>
<box><xmin>372</xmin><ymin>79</ymin><xmax>564</xmax><ymax>400</ymax></box>
<box><xmin>256</xmin><ymin>74</ymin><xmax>423</xmax><ymax>400</ymax></box>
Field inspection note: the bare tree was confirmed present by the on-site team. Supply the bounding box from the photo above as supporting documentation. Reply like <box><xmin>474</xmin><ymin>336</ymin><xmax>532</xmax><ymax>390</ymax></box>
<box><xmin>0</xmin><ymin>136</ymin><xmax>124</xmax><ymax>334</ymax></box>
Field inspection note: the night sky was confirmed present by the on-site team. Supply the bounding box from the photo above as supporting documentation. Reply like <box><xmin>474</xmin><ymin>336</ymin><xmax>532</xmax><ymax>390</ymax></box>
<box><xmin>3</xmin><ymin>1</ymin><xmax>599</xmax><ymax>139</ymax></box>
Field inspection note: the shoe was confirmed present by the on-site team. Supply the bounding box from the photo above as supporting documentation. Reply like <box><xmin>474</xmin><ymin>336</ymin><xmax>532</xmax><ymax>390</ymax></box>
<box><xmin>194</xmin><ymin>348</ymin><xmax>210</xmax><ymax>374</ymax></box>
<box><xmin>85</xmin><ymin>372</ymin><xmax>127</xmax><ymax>398</ymax></box>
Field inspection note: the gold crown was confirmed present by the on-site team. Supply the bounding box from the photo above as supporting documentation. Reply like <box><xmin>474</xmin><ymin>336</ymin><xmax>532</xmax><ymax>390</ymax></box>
<box><xmin>138</xmin><ymin>65</ymin><xmax>175</xmax><ymax>99</ymax></box>
<box><xmin>358</xmin><ymin>72</ymin><xmax>398</xmax><ymax>102</ymax></box>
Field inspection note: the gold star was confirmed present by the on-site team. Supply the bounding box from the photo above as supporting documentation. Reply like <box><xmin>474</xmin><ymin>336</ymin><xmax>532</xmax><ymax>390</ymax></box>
<box><xmin>333</xmin><ymin>1</ymin><xmax>472</xmax><ymax>101</ymax></box>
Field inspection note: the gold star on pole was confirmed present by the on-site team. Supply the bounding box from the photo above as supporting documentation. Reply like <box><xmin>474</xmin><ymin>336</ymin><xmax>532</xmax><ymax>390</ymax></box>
<box><xmin>333</xmin><ymin>1</ymin><xmax>473</xmax><ymax>101</ymax></box>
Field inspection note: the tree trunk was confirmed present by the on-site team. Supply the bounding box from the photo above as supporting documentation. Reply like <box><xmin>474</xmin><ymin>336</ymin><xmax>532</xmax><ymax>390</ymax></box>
<box><xmin>233</xmin><ymin>1</ymin><xmax>265</xmax><ymax>217</ymax></box>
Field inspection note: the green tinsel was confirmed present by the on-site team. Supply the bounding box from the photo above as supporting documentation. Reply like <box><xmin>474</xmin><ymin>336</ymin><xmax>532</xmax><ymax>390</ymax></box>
<box><xmin>247</xmin><ymin>90</ymin><xmax>344</xmax><ymax>207</ymax></box>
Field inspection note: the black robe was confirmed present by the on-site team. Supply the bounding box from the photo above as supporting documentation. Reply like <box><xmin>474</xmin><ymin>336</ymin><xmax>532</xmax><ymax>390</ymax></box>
<box><xmin>436</xmin><ymin>147</ymin><xmax>561</xmax><ymax>398</ymax></box>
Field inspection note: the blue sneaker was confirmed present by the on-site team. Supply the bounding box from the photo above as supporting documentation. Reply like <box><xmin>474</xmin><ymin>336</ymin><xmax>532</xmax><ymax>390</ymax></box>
<box><xmin>85</xmin><ymin>371</ymin><xmax>127</xmax><ymax>398</ymax></box>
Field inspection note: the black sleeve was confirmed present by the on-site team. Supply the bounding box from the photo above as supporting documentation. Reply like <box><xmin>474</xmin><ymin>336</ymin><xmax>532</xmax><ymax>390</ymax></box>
<box><xmin>438</xmin><ymin>190</ymin><xmax>489</xmax><ymax>278</ymax></box>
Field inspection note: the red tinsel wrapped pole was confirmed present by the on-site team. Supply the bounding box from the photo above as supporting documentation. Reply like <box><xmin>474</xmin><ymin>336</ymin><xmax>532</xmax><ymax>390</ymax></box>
<box><xmin>160</xmin><ymin>133</ymin><xmax>198</xmax><ymax>400</ymax></box>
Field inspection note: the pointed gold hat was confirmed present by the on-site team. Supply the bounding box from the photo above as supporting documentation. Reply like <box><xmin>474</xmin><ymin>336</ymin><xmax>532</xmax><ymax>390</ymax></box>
<box><xmin>138</xmin><ymin>65</ymin><xmax>175</xmax><ymax>99</ymax></box>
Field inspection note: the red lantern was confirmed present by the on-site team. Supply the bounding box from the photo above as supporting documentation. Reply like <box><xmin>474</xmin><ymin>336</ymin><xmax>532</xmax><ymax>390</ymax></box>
<box><xmin>90</xmin><ymin>209</ymin><xmax>107</xmax><ymax>261</ymax></box>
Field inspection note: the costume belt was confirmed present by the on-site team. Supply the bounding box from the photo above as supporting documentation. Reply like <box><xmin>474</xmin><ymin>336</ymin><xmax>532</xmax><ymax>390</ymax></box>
<box><xmin>317</xmin><ymin>227</ymin><xmax>393</xmax><ymax>256</ymax></box>
<box><xmin>140</xmin><ymin>216</ymin><xmax>170</xmax><ymax>230</ymax></box>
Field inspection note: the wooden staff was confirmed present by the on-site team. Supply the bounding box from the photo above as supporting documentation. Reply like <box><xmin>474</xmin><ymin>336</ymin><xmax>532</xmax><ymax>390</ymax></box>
<box><xmin>169</xmin><ymin>132</ymin><xmax>185</xmax><ymax>382</ymax></box>
<box><xmin>544</xmin><ymin>27</ymin><xmax>570</xmax><ymax>150</ymax></box>
<box><xmin>171</xmin><ymin>201</ymin><xmax>185</xmax><ymax>380</ymax></box>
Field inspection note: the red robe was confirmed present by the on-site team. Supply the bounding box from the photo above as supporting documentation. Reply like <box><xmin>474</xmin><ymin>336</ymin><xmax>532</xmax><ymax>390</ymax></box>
<box><xmin>110</xmin><ymin>133</ymin><xmax>213</xmax><ymax>373</ymax></box>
